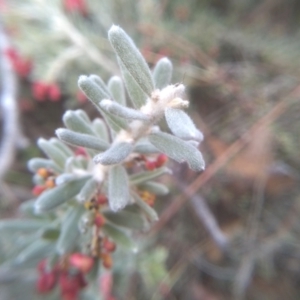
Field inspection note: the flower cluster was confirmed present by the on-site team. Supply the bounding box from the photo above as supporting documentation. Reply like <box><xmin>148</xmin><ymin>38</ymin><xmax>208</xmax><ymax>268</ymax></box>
<box><xmin>32</xmin><ymin>81</ymin><xmax>62</xmax><ymax>102</ymax></box>
<box><xmin>36</xmin><ymin>254</ymin><xmax>93</xmax><ymax>300</ymax></box>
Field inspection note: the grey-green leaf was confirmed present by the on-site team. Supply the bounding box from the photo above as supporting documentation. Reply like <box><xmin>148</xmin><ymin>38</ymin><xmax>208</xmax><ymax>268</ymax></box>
<box><xmin>56</xmin><ymin>205</ymin><xmax>84</xmax><ymax>255</ymax></box>
<box><xmin>138</xmin><ymin>181</ymin><xmax>169</xmax><ymax>195</ymax></box>
<box><xmin>119</xmin><ymin>58</ymin><xmax>148</xmax><ymax>108</ymax></box>
<box><xmin>78</xmin><ymin>75</ymin><xmax>110</xmax><ymax>109</ymax></box>
<box><xmin>164</xmin><ymin>108</ymin><xmax>204</xmax><ymax>142</ymax></box>
<box><xmin>103</xmin><ymin>210</ymin><xmax>144</xmax><ymax>230</ymax></box>
<box><xmin>92</xmin><ymin>118</ymin><xmax>110</xmax><ymax>142</ymax></box>
<box><xmin>149</xmin><ymin>131</ymin><xmax>205</xmax><ymax>171</ymax></box>
<box><xmin>133</xmin><ymin>192</ymin><xmax>158</xmax><ymax>222</ymax></box>
<box><xmin>89</xmin><ymin>74</ymin><xmax>111</xmax><ymax>97</ymax></box>
<box><xmin>108</xmin><ymin>25</ymin><xmax>154</xmax><ymax>96</ymax></box>
<box><xmin>100</xmin><ymin>99</ymin><xmax>149</xmax><ymax>121</ymax></box>
<box><xmin>37</xmin><ymin>138</ymin><xmax>67</xmax><ymax>169</ymax></box>
<box><xmin>108</xmin><ymin>165</ymin><xmax>129</xmax><ymax>212</ymax></box>
<box><xmin>93</xmin><ymin>141</ymin><xmax>133</xmax><ymax>165</ymax></box>
<box><xmin>0</xmin><ymin>220</ymin><xmax>47</xmax><ymax>232</ymax></box>
<box><xmin>62</xmin><ymin>110</ymin><xmax>96</xmax><ymax>136</ymax></box>
<box><xmin>102</xmin><ymin>223</ymin><xmax>136</xmax><ymax>250</ymax></box>
<box><xmin>27</xmin><ymin>158</ymin><xmax>61</xmax><ymax>173</ymax></box>
<box><xmin>77</xmin><ymin>177</ymin><xmax>98</xmax><ymax>203</ymax></box>
<box><xmin>134</xmin><ymin>140</ymin><xmax>159</xmax><ymax>154</ymax></box>
<box><xmin>153</xmin><ymin>57</ymin><xmax>173</xmax><ymax>89</ymax></box>
<box><xmin>35</xmin><ymin>176</ymin><xmax>90</xmax><ymax>213</ymax></box>
<box><xmin>14</xmin><ymin>240</ymin><xmax>54</xmax><ymax>267</ymax></box>
<box><xmin>130</xmin><ymin>167</ymin><xmax>171</xmax><ymax>185</ymax></box>
<box><xmin>108</xmin><ymin>76</ymin><xmax>126</xmax><ymax>106</ymax></box>
<box><xmin>78</xmin><ymin>76</ymin><xmax>127</xmax><ymax>132</ymax></box>
<box><xmin>56</xmin><ymin>128</ymin><xmax>109</xmax><ymax>152</ymax></box>
<box><xmin>49</xmin><ymin>138</ymin><xmax>74</xmax><ymax>157</ymax></box>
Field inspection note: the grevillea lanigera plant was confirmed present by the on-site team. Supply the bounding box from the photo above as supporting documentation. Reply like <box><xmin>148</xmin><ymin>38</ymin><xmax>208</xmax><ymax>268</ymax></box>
<box><xmin>0</xmin><ymin>26</ymin><xmax>205</xmax><ymax>299</ymax></box>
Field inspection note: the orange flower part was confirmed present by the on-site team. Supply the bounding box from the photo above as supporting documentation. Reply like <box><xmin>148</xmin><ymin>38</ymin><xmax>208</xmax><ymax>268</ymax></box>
<box><xmin>139</xmin><ymin>190</ymin><xmax>156</xmax><ymax>206</ymax></box>
<box><xmin>69</xmin><ymin>253</ymin><xmax>94</xmax><ymax>274</ymax></box>
<box><xmin>45</xmin><ymin>178</ymin><xmax>56</xmax><ymax>189</ymax></box>
<box><xmin>101</xmin><ymin>253</ymin><xmax>113</xmax><ymax>269</ymax></box>
<box><xmin>37</xmin><ymin>168</ymin><xmax>49</xmax><ymax>179</ymax></box>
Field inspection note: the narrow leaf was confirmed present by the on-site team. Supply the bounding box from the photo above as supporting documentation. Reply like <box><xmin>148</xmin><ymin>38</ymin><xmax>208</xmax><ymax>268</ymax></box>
<box><xmin>165</xmin><ymin>108</ymin><xmax>204</xmax><ymax>142</ymax></box>
<box><xmin>56</xmin><ymin>128</ymin><xmax>109</xmax><ymax>152</ymax></box>
<box><xmin>49</xmin><ymin>138</ymin><xmax>73</xmax><ymax>157</ymax></box>
<box><xmin>62</xmin><ymin>110</ymin><xmax>96</xmax><ymax>135</ymax></box>
<box><xmin>153</xmin><ymin>57</ymin><xmax>173</xmax><ymax>89</ymax></box>
<box><xmin>56</xmin><ymin>205</ymin><xmax>84</xmax><ymax>255</ymax></box>
<box><xmin>108</xmin><ymin>76</ymin><xmax>126</xmax><ymax>106</ymax></box>
<box><xmin>78</xmin><ymin>75</ymin><xmax>109</xmax><ymax>108</ymax></box>
<box><xmin>108</xmin><ymin>25</ymin><xmax>154</xmax><ymax>96</ymax></box>
<box><xmin>0</xmin><ymin>220</ymin><xmax>47</xmax><ymax>232</ymax></box>
<box><xmin>77</xmin><ymin>177</ymin><xmax>98</xmax><ymax>203</ymax></box>
<box><xmin>108</xmin><ymin>165</ymin><xmax>129</xmax><ymax>211</ymax></box>
<box><xmin>75</xmin><ymin>109</ymin><xmax>91</xmax><ymax>123</ymax></box>
<box><xmin>149</xmin><ymin>131</ymin><xmax>205</xmax><ymax>171</ymax></box>
<box><xmin>14</xmin><ymin>240</ymin><xmax>54</xmax><ymax>267</ymax></box>
<box><xmin>138</xmin><ymin>181</ymin><xmax>169</xmax><ymax>195</ymax></box>
<box><xmin>92</xmin><ymin>118</ymin><xmax>110</xmax><ymax>142</ymax></box>
<box><xmin>55</xmin><ymin>173</ymin><xmax>79</xmax><ymax>185</ymax></box>
<box><xmin>134</xmin><ymin>140</ymin><xmax>159</xmax><ymax>154</ymax></box>
<box><xmin>133</xmin><ymin>192</ymin><xmax>158</xmax><ymax>222</ymax></box>
<box><xmin>89</xmin><ymin>74</ymin><xmax>111</xmax><ymax>97</ymax></box>
<box><xmin>27</xmin><ymin>158</ymin><xmax>61</xmax><ymax>173</ymax></box>
<box><xmin>42</xmin><ymin>228</ymin><xmax>60</xmax><ymax>241</ymax></box>
<box><xmin>100</xmin><ymin>99</ymin><xmax>149</xmax><ymax>121</ymax></box>
<box><xmin>35</xmin><ymin>176</ymin><xmax>90</xmax><ymax>213</ymax></box>
<box><xmin>103</xmin><ymin>210</ymin><xmax>144</xmax><ymax>230</ymax></box>
<box><xmin>102</xmin><ymin>223</ymin><xmax>136</xmax><ymax>250</ymax></box>
<box><xmin>130</xmin><ymin>167</ymin><xmax>171</xmax><ymax>185</ymax></box>
<box><xmin>78</xmin><ymin>76</ymin><xmax>126</xmax><ymax>132</ymax></box>
<box><xmin>94</xmin><ymin>142</ymin><xmax>133</xmax><ymax>165</ymax></box>
<box><xmin>119</xmin><ymin>58</ymin><xmax>147</xmax><ymax>108</ymax></box>
<box><xmin>37</xmin><ymin>138</ymin><xmax>67</xmax><ymax>169</ymax></box>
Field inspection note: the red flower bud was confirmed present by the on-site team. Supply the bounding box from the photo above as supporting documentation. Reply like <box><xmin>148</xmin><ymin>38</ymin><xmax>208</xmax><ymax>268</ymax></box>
<box><xmin>69</xmin><ymin>253</ymin><xmax>94</xmax><ymax>274</ymax></box>
<box><xmin>103</xmin><ymin>239</ymin><xmax>116</xmax><ymax>253</ymax></box>
<box><xmin>96</xmin><ymin>194</ymin><xmax>108</xmax><ymax>205</ymax></box>
<box><xmin>32</xmin><ymin>185</ymin><xmax>46</xmax><ymax>196</ymax></box>
<box><xmin>145</xmin><ymin>160</ymin><xmax>156</xmax><ymax>171</ymax></box>
<box><xmin>94</xmin><ymin>213</ymin><xmax>105</xmax><ymax>227</ymax></box>
<box><xmin>63</xmin><ymin>0</ymin><xmax>88</xmax><ymax>16</ymax></box>
<box><xmin>13</xmin><ymin>57</ymin><xmax>32</xmax><ymax>78</ymax></box>
<box><xmin>32</xmin><ymin>81</ymin><xmax>48</xmax><ymax>102</ymax></box>
<box><xmin>36</xmin><ymin>271</ymin><xmax>57</xmax><ymax>294</ymax></box>
<box><xmin>74</xmin><ymin>147</ymin><xmax>88</xmax><ymax>157</ymax></box>
<box><xmin>155</xmin><ymin>154</ymin><xmax>168</xmax><ymax>168</ymax></box>
<box><xmin>48</xmin><ymin>83</ymin><xmax>61</xmax><ymax>102</ymax></box>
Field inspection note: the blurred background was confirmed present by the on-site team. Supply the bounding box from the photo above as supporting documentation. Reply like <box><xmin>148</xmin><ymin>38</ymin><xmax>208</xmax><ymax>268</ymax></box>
<box><xmin>1</xmin><ymin>0</ymin><xmax>300</xmax><ymax>299</ymax></box>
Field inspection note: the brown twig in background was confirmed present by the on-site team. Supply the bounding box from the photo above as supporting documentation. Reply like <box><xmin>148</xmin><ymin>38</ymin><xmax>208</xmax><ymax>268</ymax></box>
<box><xmin>175</xmin><ymin>178</ymin><xmax>228</xmax><ymax>251</ymax></box>
<box><xmin>150</xmin><ymin>82</ymin><xmax>300</xmax><ymax>235</ymax></box>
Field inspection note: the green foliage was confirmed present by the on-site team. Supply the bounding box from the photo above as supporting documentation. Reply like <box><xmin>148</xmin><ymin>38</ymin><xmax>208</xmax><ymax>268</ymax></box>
<box><xmin>0</xmin><ymin>24</ymin><xmax>204</xmax><ymax>299</ymax></box>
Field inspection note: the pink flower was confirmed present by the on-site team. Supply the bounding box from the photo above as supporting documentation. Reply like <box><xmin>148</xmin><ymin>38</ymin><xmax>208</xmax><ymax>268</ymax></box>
<box><xmin>63</xmin><ymin>0</ymin><xmax>88</xmax><ymax>16</ymax></box>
